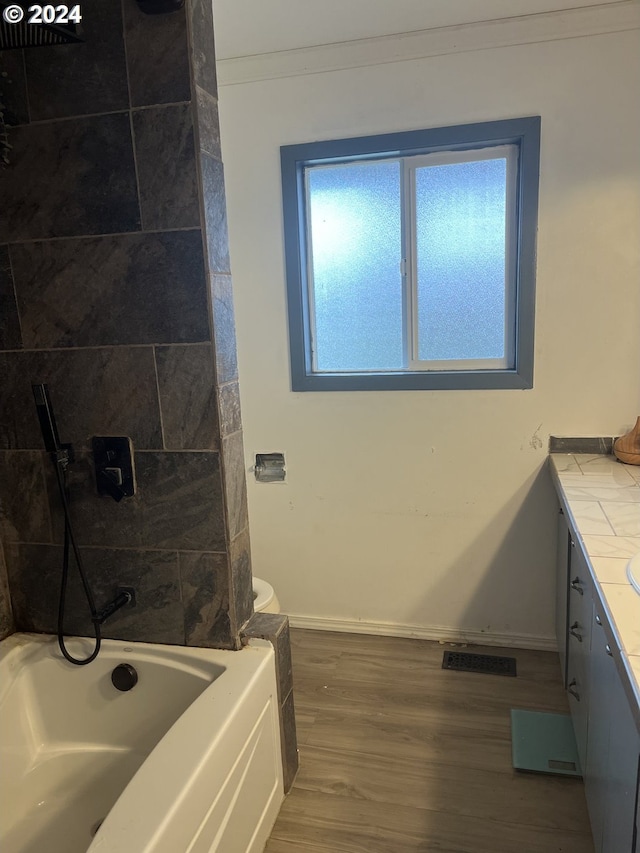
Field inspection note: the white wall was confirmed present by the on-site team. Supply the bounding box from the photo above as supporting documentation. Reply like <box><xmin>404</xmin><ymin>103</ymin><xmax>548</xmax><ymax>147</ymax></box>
<box><xmin>211</xmin><ymin>0</ymin><xmax>623</xmax><ymax>59</ymax></box>
<box><xmin>218</xmin><ymin>27</ymin><xmax>640</xmax><ymax>648</ymax></box>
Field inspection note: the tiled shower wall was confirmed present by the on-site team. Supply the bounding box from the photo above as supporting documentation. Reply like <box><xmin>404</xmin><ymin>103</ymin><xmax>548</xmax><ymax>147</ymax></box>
<box><xmin>0</xmin><ymin>0</ymin><xmax>253</xmax><ymax>647</ymax></box>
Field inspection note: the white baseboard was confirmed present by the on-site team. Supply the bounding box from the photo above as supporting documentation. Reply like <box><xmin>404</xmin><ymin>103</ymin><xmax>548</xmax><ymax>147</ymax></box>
<box><xmin>287</xmin><ymin>614</ymin><xmax>558</xmax><ymax>652</ymax></box>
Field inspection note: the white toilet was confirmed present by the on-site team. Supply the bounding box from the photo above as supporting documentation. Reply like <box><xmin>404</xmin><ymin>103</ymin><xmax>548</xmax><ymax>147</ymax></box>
<box><xmin>252</xmin><ymin>577</ymin><xmax>281</xmax><ymax>613</ymax></box>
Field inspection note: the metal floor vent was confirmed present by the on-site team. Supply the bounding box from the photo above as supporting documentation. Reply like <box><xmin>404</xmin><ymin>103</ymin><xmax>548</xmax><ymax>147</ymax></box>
<box><xmin>442</xmin><ymin>651</ymin><xmax>517</xmax><ymax>677</ymax></box>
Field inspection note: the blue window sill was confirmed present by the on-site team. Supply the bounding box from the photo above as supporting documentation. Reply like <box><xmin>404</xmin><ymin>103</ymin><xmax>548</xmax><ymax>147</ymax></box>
<box><xmin>291</xmin><ymin>368</ymin><xmax>534</xmax><ymax>392</ymax></box>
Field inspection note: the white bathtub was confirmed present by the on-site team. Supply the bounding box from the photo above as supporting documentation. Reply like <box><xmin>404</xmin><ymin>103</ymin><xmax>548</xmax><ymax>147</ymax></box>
<box><xmin>0</xmin><ymin>633</ymin><xmax>284</xmax><ymax>853</ymax></box>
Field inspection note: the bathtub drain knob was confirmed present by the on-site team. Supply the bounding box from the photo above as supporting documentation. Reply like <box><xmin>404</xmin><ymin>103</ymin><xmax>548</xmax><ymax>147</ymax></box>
<box><xmin>111</xmin><ymin>663</ymin><xmax>138</xmax><ymax>691</ymax></box>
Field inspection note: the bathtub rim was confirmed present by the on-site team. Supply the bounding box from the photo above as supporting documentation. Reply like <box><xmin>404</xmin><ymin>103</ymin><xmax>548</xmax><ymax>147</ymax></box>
<box><xmin>0</xmin><ymin>632</ymin><xmax>245</xmax><ymax>706</ymax></box>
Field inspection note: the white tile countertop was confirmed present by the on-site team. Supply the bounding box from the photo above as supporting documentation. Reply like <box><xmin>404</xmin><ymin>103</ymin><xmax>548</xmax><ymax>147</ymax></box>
<box><xmin>549</xmin><ymin>453</ymin><xmax>640</xmax><ymax>725</ymax></box>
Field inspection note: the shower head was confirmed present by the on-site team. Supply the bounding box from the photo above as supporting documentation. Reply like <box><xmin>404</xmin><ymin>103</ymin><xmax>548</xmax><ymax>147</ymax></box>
<box><xmin>32</xmin><ymin>383</ymin><xmax>63</xmax><ymax>455</ymax></box>
<box><xmin>0</xmin><ymin>3</ymin><xmax>83</xmax><ymax>49</ymax></box>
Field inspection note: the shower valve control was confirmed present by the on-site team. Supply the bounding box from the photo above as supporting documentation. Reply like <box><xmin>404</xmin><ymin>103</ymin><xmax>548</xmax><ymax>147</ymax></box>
<box><xmin>92</xmin><ymin>436</ymin><xmax>136</xmax><ymax>501</ymax></box>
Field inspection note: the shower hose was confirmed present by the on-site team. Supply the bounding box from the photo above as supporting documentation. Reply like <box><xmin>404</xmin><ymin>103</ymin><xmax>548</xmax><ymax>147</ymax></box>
<box><xmin>52</xmin><ymin>453</ymin><xmax>101</xmax><ymax>666</ymax></box>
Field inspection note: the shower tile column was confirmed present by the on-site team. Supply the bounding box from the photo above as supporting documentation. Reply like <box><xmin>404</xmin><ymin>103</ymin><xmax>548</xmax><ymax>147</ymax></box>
<box><xmin>187</xmin><ymin>0</ymin><xmax>254</xmax><ymax>641</ymax></box>
<box><xmin>0</xmin><ymin>0</ymin><xmax>253</xmax><ymax>650</ymax></box>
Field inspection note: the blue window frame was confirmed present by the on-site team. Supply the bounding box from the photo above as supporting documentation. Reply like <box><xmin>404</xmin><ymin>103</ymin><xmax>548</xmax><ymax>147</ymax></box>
<box><xmin>281</xmin><ymin>117</ymin><xmax>540</xmax><ymax>391</ymax></box>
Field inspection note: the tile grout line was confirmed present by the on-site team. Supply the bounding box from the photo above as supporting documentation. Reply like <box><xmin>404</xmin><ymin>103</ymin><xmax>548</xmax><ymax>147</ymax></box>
<box><xmin>0</xmin><ymin>448</ymin><xmax>221</xmax><ymax>454</ymax></box>
<box><xmin>5</xmin><ymin>245</ymin><xmax>26</xmax><ymax>349</ymax></box>
<box><xmin>176</xmin><ymin>550</ymin><xmax>187</xmax><ymax>645</ymax></box>
<box><xmin>12</xmin><ymin>100</ymin><xmax>192</xmax><ymax>129</ymax></box>
<box><xmin>11</xmin><ymin>540</ymin><xmax>228</xmax><ymax>555</ymax></box>
<box><xmin>19</xmin><ymin>47</ymin><xmax>32</xmax><ymax>125</ymax></box>
<box><xmin>0</xmin><ymin>342</ymin><xmax>211</xmax><ymax>354</ymax></box>
<box><xmin>152</xmin><ymin>346</ymin><xmax>168</xmax><ymax>451</ymax></box>
<box><xmin>121</xmin><ymin>5</ymin><xmax>145</xmax><ymax>234</ymax></box>
<box><xmin>4</xmin><ymin>226</ymin><xmax>201</xmax><ymax>247</ymax></box>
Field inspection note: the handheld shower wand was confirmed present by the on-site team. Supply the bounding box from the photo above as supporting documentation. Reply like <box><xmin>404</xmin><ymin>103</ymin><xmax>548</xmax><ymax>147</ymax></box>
<box><xmin>32</xmin><ymin>384</ymin><xmax>101</xmax><ymax>664</ymax></box>
<box><xmin>31</xmin><ymin>384</ymin><xmax>133</xmax><ymax>665</ymax></box>
<box><xmin>32</xmin><ymin>384</ymin><xmax>63</xmax><ymax>455</ymax></box>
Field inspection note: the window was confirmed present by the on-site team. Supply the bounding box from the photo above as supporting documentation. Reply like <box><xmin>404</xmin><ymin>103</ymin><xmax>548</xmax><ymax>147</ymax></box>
<box><xmin>280</xmin><ymin>117</ymin><xmax>540</xmax><ymax>391</ymax></box>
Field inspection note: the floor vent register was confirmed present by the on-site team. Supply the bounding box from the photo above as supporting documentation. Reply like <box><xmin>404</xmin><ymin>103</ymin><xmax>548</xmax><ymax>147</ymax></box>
<box><xmin>442</xmin><ymin>651</ymin><xmax>517</xmax><ymax>677</ymax></box>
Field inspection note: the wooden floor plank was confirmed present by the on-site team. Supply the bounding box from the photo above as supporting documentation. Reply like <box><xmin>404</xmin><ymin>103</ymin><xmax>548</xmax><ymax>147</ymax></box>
<box><xmin>268</xmin><ymin>629</ymin><xmax>594</xmax><ymax>853</ymax></box>
<box><xmin>267</xmin><ymin>788</ymin><xmax>594</xmax><ymax>853</ymax></box>
<box><xmin>294</xmin><ymin>743</ymin><xmax>590</xmax><ymax>832</ymax></box>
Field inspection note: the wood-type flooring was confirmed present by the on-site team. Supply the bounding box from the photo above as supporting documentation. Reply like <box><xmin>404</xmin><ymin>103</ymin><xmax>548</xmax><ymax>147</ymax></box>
<box><xmin>265</xmin><ymin>629</ymin><xmax>594</xmax><ymax>853</ymax></box>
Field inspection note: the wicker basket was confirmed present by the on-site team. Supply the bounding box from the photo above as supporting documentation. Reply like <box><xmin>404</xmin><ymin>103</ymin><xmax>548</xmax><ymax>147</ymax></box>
<box><xmin>613</xmin><ymin>416</ymin><xmax>640</xmax><ymax>465</ymax></box>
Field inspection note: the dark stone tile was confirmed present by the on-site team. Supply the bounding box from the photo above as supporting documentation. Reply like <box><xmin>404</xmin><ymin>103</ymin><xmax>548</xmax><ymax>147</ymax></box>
<box><xmin>210</xmin><ymin>275</ymin><xmax>238</xmax><ymax>384</ymax></box>
<box><xmin>243</xmin><ymin>612</ymin><xmax>288</xmax><ymax>641</ymax></box>
<box><xmin>218</xmin><ymin>382</ymin><xmax>242</xmax><ymax>438</ymax></box>
<box><xmin>11</xmin><ymin>231</ymin><xmax>209</xmax><ymax>348</ymax></box>
<box><xmin>240</xmin><ymin>601</ymin><xmax>298</xmax><ymax>801</ymax></box>
<box><xmin>549</xmin><ymin>436</ymin><xmax>614</xmax><ymax>454</ymax></box>
<box><xmin>6</xmin><ymin>542</ymin><xmax>184</xmax><ymax>643</ymax></box>
<box><xmin>123</xmin><ymin>0</ymin><xmax>191</xmax><ymax>107</ymax></box>
<box><xmin>280</xmin><ymin>688</ymin><xmax>299</xmax><ymax>793</ymax></box>
<box><xmin>222</xmin><ymin>431</ymin><xmax>249</xmax><ymax>541</ymax></box>
<box><xmin>201</xmin><ymin>154</ymin><xmax>230</xmax><ymax>273</ymax></box>
<box><xmin>132</xmin><ymin>104</ymin><xmax>199</xmax><ymax>231</ymax></box>
<box><xmin>0</xmin><ymin>50</ymin><xmax>30</xmax><ymax>126</ymax></box>
<box><xmin>58</xmin><ymin>451</ymin><xmax>226</xmax><ymax>551</ymax></box>
<box><xmin>0</xmin><ymin>348</ymin><xmax>162</xmax><ymax>450</ymax></box>
<box><xmin>69</xmin><ymin>547</ymin><xmax>184</xmax><ymax>643</ymax></box>
<box><xmin>0</xmin><ymin>450</ymin><xmax>51</xmax><ymax>543</ymax></box>
<box><xmin>194</xmin><ymin>86</ymin><xmax>221</xmax><ymax>160</ymax></box>
<box><xmin>229</xmin><ymin>525</ymin><xmax>253</xmax><ymax>630</ymax></box>
<box><xmin>0</xmin><ymin>114</ymin><xmax>140</xmax><ymax>242</ymax></box>
<box><xmin>276</xmin><ymin>619</ymin><xmax>293</xmax><ymax>701</ymax></box>
<box><xmin>242</xmin><ymin>612</ymin><xmax>292</xmax><ymax>703</ymax></box>
<box><xmin>4</xmin><ymin>542</ymin><xmax>58</xmax><ymax>632</ymax></box>
<box><xmin>24</xmin><ymin>0</ymin><xmax>128</xmax><ymax>120</ymax></box>
<box><xmin>155</xmin><ymin>345</ymin><xmax>219</xmax><ymax>450</ymax></box>
<box><xmin>180</xmin><ymin>551</ymin><xmax>233</xmax><ymax>648</ymax></box>
<box><xmin>189</xmin><ymin>0</ymin><xmax>217</xmax><ymax>97</ymax></box>
<box><xmin>0</xmin><ymin>545</ymin><xmax>15</xmax><ymax>640</ymax></box>
<box><xmin>0</xmin><ymin>245</ymin><xmax>22</xmax><ymax>349</ymax></box>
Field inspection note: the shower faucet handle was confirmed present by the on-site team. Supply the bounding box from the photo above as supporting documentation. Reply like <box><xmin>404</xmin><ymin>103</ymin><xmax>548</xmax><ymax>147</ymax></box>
<box><xmin>92</xmin><ymin>436</ymin><xmax>136</xmax><ymax>500</ymax></box>
<box><xmin>97</xmin><ymin>469</ymin><xmax>127</xmax><ymax>503</ymax></box>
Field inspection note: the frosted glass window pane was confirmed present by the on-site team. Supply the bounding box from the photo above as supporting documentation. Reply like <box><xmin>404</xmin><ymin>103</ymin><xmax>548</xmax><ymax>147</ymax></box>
<box><xmin>307</xmin><ymin>161</ymin><xmax>402</xmax><ymax>371</ymax></box>
<box><xmin>415</xmin><ymin>158</ymin><xmax>507</xmax><ymax>361</ymax></box>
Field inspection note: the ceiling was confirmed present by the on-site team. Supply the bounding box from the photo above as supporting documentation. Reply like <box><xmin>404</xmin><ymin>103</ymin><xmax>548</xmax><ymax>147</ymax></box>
<box><xmin>211</xmin><ymin>0</ymin><xmax>624</xmax><ymax>59</ymax></box>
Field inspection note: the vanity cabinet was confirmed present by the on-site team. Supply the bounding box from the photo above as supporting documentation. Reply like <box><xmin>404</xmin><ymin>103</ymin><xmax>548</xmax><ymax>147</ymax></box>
<box><xmin>586</xmin><ymin>604</ymin><xmax>640</xmax><ymax>852</ymax></box>
<box><xmin>602</xmin><ymin>660</ymin><xmax>640</xmax><ymax>853</ymax></box>
<box><xmin>584</xmin><ymin>606</ymin><xmax>615</xmax><ymax>849</ymax></box>
<box><xmin>565</xmin><ymin>535</ymin><xmax>593</xmax><ymax>775</ymax></box>
<box><xmin>599</xmin><ymin>642</ymin><xmax>640</xmax><ymax>853</ymax></box>
<box><xmin>556</xmin><ymin>509</ymin><xmax>570</xmax><ymax>687</ymax></box>
<box><xmin>558</xmin><ymin>511</ymin><xmax>640</xmax><ymax>853</ymax></box>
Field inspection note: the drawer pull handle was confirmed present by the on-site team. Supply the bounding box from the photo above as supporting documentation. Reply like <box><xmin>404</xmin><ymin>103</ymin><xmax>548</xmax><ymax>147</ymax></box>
<box><xmin>595</xmin><ymin>614</ymin><xmax>602</xmax><ymax>625</ymax></box>
<box><xmin>568</xmin><ymin>679</ymin><xmax>580</xmax><ymax>701</ymax></box>
<box><xmin>570</xmin><ymin>577</ymin><xmax>584</xmax><ymax>595</ymax></box>
<box><xmin>569</xmin><ymin>622</ymin><xmax>582</xmax><ymax>643</ymax></box>
<box><xmin>605</xmin><ymin>645</ymin><xmax>612</xmax><ymax>657</ymax></box>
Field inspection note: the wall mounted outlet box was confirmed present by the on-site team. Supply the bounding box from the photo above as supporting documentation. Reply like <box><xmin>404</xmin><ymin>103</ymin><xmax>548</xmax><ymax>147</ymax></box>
<box><xmin>92</xmin><ymin>436</ymin><xmax>136</xmax><ymax>500</ymax></box>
